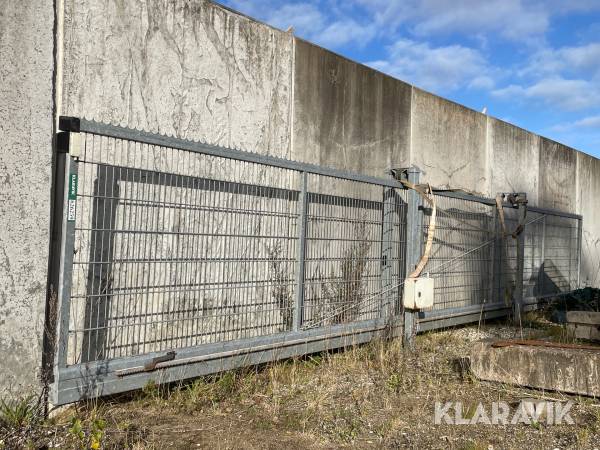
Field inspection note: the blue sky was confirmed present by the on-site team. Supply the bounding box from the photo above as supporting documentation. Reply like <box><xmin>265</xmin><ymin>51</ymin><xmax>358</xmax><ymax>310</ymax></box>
<box><xmin>222</xmin><ymin>0</ymin><xmax>600</xmax><ymax>158</ymax></box>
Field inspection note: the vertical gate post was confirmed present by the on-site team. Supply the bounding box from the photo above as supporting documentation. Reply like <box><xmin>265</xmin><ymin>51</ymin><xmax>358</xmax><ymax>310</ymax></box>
<box><xmin>51</xmin><ymin>127</ymin><xmax>80</xmax><ymax>403</ymax></box>
<box><xmin>293</xmin><ymin>171</ymin><xmax>308</xmax><ymax>331</ymax></box>
<box><xmin>514</xmin><ymin>193</ymin><xmax>527</xmax><ymax>324</ymax></box>
<box><xmin>576</xmin><ymin>217</ymin><xmax>583</xmax><ymax>289</ymax></box>
<box><xmin>402</xmin><ymin>167</ymin><xmax>422</xmax><ymax>348</ymax></box>
<box><xmin>488</xmin><ymin>206</ymin><xmax>498</xmax><ymax>305</ymax></box>
<box><xmin>381</xmin><ymin>186</ymin><xmax>395</xmax><ymax>321</ymax></box>
<box><xmin>540</xmin><ymin>215</ymin><xmax>547</xmax><ymax>296</ymax></box>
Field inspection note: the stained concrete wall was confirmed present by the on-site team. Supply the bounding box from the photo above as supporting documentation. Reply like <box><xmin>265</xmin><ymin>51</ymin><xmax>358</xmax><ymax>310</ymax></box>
<box><xmin>410</xmin><ymin>88</ymin><xmax>488</xmax><ymax>194</ymax></box>
<box><xmin>292</xmin><ymin>39</ymin><xmax>411</xmax><ymax>176</ymax></box>
<box><xmin>0</xmin><ymin>1</ymin><xmax>55</xmax><ymax>396</ymax></box>
<box><xmin>576</xmin><ymin>151</ymin><xmax>600</xmax><ymax>287</ymax></box>
<box><xmin>61</xmin><ymin>0</ymin><xmax>293</xmax><ymax>155</ymax></box>
<box><xmin>538</xmin><ymin>138</ymin><xmax>578</xmax><ymax>214</ymax></box>
<box><xmin>2</xmin><ymin>0</ymin><xmax>600</xmax><ymax>399</ymax></box>
<box><xmin>487</xmin><ymin>118</ymin><xmax>540</xmax><ymax>205</ymax></box>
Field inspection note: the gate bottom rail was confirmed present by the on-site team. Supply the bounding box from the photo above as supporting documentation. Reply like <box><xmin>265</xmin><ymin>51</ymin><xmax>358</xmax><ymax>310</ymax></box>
<box><xmin>51</xmin><ymin>317</ymin><xmax>396</xmax><ymax>405</ymax></box>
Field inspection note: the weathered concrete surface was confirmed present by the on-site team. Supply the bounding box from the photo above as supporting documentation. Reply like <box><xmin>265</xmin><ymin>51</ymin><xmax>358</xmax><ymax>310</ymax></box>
<box><xmin>538</xmin><ymin>138</ymin><xmax>577</xmax><ymax>214</ymax></box>
<box><xmin>576</xmin><ymin>151</ymin><xmax>600</xmax><ymax>287</ymax></box>
<box><xmin>61</xmin><ymin>0</ymin><xmax>293</xmax><ymax>156</ymax></box>
<box><xmin>487</xmin><ymin>118</ymin><xmax>539</xmax><ymax>204</ymax></box>
<box><xmin>0</xmin><ymin>0</ymin><xmax>54</xmax><ymax>396</ymax></box>
<box><xmin>293</xmin><ymin>39</ymin><xmax>411</xmax><ymax>177</ymax></box>
<box><xmin>410</xmin><ymin>88</ymin><xmax>488</xmax><ymax>194</ymax></box>
<box><xmin>567</xmin><ymin>311</ymin><xmax>600</xmax><ymax>341</ymax></box>
<box><xmin>470</xmin><ymin>340</ymin><xmax>600</xmax><ymax>397</ymax></box>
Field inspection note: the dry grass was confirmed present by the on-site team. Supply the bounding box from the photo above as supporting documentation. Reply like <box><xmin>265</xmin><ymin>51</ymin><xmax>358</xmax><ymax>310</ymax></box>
<box><xmin>2</xmin><ymin>323</ymin><xmax>600</xmax><ymax>449</ymax></box>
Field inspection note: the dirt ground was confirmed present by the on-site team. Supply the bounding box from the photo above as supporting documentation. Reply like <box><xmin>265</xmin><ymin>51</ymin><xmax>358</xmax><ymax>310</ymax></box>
<box><xmin>2</xmin><ymin>316</ymin><xmax>600</xmax><ymax>449</ymax></box>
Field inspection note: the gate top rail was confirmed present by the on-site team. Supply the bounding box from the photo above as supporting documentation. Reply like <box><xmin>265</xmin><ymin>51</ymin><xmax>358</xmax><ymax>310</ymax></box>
<box><xmin>58</xmin><ymin>116</ymin><xmax>583</xmax><ymax>221</ymax></box>
<box><xmin>59</xmin><ymin>117</ymin><xmax>405</xmax><ymax>189</ymax></box>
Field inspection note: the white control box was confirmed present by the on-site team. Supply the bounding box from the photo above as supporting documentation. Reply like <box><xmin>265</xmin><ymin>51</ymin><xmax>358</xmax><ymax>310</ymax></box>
<box><xmin>403</xmin><ymin>276</ymin><xmax>434</xmax><ymax>310</ymax></box>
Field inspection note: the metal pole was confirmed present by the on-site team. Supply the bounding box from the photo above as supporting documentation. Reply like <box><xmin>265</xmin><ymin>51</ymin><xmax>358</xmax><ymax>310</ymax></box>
<box><xmin>514</xmin><ymin>194</ymin><xmax>527</xmax><ymax>324</ymax></box>
<box><xmin>53</xmin><ymin>152</ymin><xmax>78</xmax><ymax>379</ymax></box>
<box><xmin>380</xmin><ymin>186</ymin><xmax>395</xmax><ymax>320</ymax></box>
<box><xmin>293</xmin><ymin>171</ymin><xmax>308</xmax><ymax>331</ymax></box>
<box><xmin>577</xmin><ymin>217</ymin><xmax>583</xmax><ymax>289</ymax></box>
<box><xmin>402</xmin><ymin>167</ymin><xmax>422</xmax><ymax>348</ymax></box>
<box><xmin>488</xmin><ymin>206</ymin><xmax>498</xmax><ymax>305</ymax></box>
<box><xmin>540</xmin><ymin>215</ymin><xmax>546</xmax><ymax>297</ymax></box>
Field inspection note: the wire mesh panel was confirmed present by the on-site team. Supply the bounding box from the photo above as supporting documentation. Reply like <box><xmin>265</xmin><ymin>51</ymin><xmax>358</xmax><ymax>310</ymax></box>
<box><xmin>52</xmin><ymin>118</ymin><xmax>584</xmax><ymax>404</ymax></box>
<box><xmin>522</xmin><ymin>211</ymin><xmax>546</xmax><ymax>300</ymax></box>
<box><xmin>423</xmin><ymin>195</ymin><xmax>496</xmax><ymax>312</ymax></box>
<box><xmin>301</xmin><ymin>176</ymin><xmax>407</xmax><ymax>328</ymax></box>
<box><xmin>68</xmin><ymin>133</ymin><xmax>302</xmax><ymax>365</ymax></box>
<box><xmin>539</xmin><ymin>214</ymin><xmax>580</xmax><ymax>296</ymax></box>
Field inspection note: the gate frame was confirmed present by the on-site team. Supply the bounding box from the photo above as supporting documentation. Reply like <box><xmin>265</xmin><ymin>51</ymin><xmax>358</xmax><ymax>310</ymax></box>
<box><xmin>49</xmin><ymin>117</ymin><xmax>410</xmax><ymax>405</ymax></box>
<box><xmin>49</xmin><ymin>116</ymin><xmax>584</xmax><ymax>405</ymax></box>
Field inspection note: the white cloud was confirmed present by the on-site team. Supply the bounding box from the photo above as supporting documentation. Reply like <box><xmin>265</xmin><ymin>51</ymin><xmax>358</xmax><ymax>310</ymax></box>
<box><xmin>492</xmin><ymin>78</ymin><xmax>600</xmax><ymax>111</ymax></box>
<box><xmin>368</xmin><ymin>39</ymin><xmax>492</xmax><ymax>93</ymax></box>
<box><xmin>317</xmin><ymin>19</ymin><xmax>376</xmax><ymax>48</ymax></box>
<box><xmin>523</xmin><ymin>43</ymin><xmax>600</xmax><ymax>78</ymax></box>
<box><xmin>224</xmin><ymin>1</ymin><xmax>376</xmax><ymax>49</ymax></box>
<box><xmin>552</xmin><ymin>115</ymin><xmax>600</xmax><ymax>132</ymax></box>
<box><xmin>353</xmin><ymin>0</ymin><xmax>549</xmax><ymax>41</ymax></box>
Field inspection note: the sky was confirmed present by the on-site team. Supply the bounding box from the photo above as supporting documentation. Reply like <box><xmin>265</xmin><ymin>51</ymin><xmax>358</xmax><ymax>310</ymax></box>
<box><xmin>222</xmin><ymin>0</ymin><xmax>600</xmax><ymax>158</ymax></box>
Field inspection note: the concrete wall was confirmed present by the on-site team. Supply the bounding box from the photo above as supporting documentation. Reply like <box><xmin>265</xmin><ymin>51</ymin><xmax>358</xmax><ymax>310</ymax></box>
<box><xmin>410</xmin><ymin>88</ymin><xmax>488</xmax><ymax>194</ymax></box>
<box><xmin>2</xmin><ymin>0</ymin><xmax>600</xmax><ymax>398</ymax></box>
<box><xmin>538</xmin><ymin>138</ymin><xmax>578</xmax><ymax>214</ymax></box>
<box><xmin>0</xmin><ymin>1</ymin><xmax>55</xmax><ymax>396</ymax></box>
<box><xmin>61</xmin><ymin>0</ymin><xmax>293</xmax><ymax>156</ymax></box>
<box><xmin>576</xmin><ymin>152</ymin><xmax>600</xmax><ymax>287</ymax></box>
<box><xmin>293</xmin><ymin>39</ymin><xmax>411</xmax><ymax>177</ymax></box>
<box><xmin>487</xmin><ymin>118</ymin><xmax>540</xmax><ymax>204</ymax></box>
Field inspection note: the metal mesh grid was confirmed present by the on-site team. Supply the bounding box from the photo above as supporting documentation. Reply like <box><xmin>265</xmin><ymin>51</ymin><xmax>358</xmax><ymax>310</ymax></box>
<box><xmin>68</xmin><ymin>134</ymin><xmax>301</xmax><ymax>364</ymax></box>
<box><xmin>61</xmin><ymin>127</ymin><xmax>582</xmax><ymax>367</ymax></box>
<box><xmin>301</xmin><ymin>178</ymin><xmax>407</xmax><ymax>328</ymax></box>
<box><xmin>423</xmin><ymin>195</ymin><xmax>496</xmax><ymax>311</ymax></box>
<box><xmin>539</xmin><ymin>215</ymin><xmax>580</xmax><ymax>295</ymax></box>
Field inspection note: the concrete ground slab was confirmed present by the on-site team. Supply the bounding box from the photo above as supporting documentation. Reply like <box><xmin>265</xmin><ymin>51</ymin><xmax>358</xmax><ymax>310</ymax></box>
<box><xmin>470</xmin><ymin>339</ymin><xmax>600</xmax><ymax>397</ymax></box>
<box><xmin>567</xmin><ymin>311</ymin><xmax>600</xmax><ymax>342</ymax></box>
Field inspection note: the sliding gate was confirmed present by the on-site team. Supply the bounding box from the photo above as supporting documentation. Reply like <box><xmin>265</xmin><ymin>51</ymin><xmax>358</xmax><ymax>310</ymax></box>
<box><xmin>50</xmin><ymin>118</ymin><xmax>409</xmax><ymax>405</ymax></box>
<box><xmin>50</xmin><ymin>117</ymin><xmax>582</xmax><ymax>405</ymax></box>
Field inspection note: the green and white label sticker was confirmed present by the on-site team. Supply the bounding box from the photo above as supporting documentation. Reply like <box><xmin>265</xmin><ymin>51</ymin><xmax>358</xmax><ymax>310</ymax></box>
<box><xmin>67</xmin><ymin>173</ymin><xmax>78</xmax><ymax>222</ymax></box>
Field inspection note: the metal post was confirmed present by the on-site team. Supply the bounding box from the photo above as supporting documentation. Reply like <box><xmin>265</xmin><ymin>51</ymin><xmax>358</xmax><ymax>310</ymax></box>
<box><xmin>540</xmin><ymin>215</ymin><xmax>546</xmax><ymax>296</ymax></box>
<box><xmin>381</xmin><ymin>186</ymin><xmax>395</xmax><ymax>321</ymax></box>
<box><xmin>402</xmin><ymin>167</ymin><xmax>422</xmax><ymax>348</ymax></box>
<box><xmin>488</xmin><ymin>206</ymin><xmax>498</xmax><ymax>305</ymax></box>
<box><xmin>293</xmin><ymin>171</ymin><xmax>308</xmax><ymax>331</ymax></box>
<box><xmin>514</xmin><ymin>194</ymin><xmax>527</xmax><ymax>324</ymax></box>
<box><xmin>577</xmin><ymin>217</ymin><xmax>583</xmax><ymax>289</ymax></box>
<box><xmin>53</xmin><ymin>152</ymin><xmax>78</xmax><ymax>374</ymax></box>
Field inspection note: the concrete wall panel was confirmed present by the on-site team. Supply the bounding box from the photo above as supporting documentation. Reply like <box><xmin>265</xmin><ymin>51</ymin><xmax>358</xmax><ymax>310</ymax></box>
<box><xmin>293</xmin><ymin>39</ymin><xmax>411</xmax><ymax>177</ymax></box>
<box><xmin>410</xmin><ymin>88</ymin><xmax>488</xmax><ymax>194</ymax></box>
<box><xmin>538</xmin><ymin>138</ymin><xmax>577</xmax><ymax>213</ymax></box>
<box><xmin>61</xmin><ymin>0</ymin><xmax>293</xmax><ymax>157</ymax></box>
<box><xmin>577</xmin><ymin>152</ymin><xmax>600</xmax><ymax>287</ymax></box>
<box><xmin>488</xmin><ymin>118</ymin><xmax>539</xmax><ymax>204</ymax></box>
<box><xmin>0</xmin><ymin>0</ymin><xmax>54</xmax><ymax>396</ymax></box>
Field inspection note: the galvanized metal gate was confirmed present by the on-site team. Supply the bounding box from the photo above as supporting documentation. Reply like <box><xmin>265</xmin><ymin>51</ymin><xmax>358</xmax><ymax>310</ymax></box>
<box><xmin>49</xmin><ymin>117</ymin><xmax>582</xmax><ymax>405</ymax></box>
<box><xmin>416</xmin><ymin>191</ymin><xmax>582</xmax><ymax>331</ymax></box>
